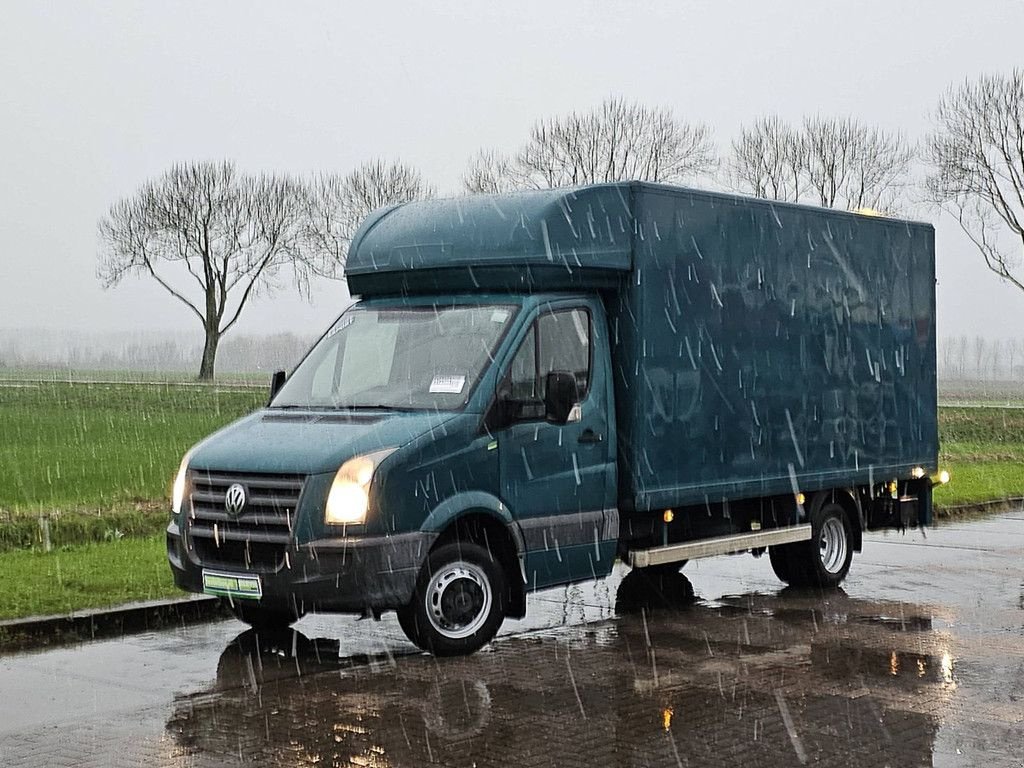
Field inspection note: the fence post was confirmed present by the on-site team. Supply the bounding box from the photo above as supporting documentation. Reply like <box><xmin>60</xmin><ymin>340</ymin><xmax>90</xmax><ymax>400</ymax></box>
<box><xmin>38</xmin><ymin>515</ymin><xmax>52</xmax><ymax>553</ymax></box>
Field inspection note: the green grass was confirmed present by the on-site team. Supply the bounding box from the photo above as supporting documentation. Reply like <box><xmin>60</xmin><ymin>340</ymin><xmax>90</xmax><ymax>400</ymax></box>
<box><xmin>0</xmin><ymin>535</ymin><xmax>179</xmax><ymax>620</ymax></box>
<box><xmin>935</xmin><ymin>405</ymin><xmax>1024</xmax><ymax>506</ymax></box>
<box><xmin>0</xmin><ymin>381</ymin><xmax>263</xmax><ymax>512</ymax></box>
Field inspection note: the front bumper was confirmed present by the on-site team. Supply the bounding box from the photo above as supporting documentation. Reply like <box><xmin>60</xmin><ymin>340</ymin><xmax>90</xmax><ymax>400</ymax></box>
<box><xmin>167</xmin><ymin>520</ymin><xmax>435</xmax><ymax>614</ymax></box>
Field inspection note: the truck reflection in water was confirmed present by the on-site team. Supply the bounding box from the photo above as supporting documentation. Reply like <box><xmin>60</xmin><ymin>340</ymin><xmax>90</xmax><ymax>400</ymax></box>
<box><xmin>167</xmin><ymin>572</ymin><xmax>951</xmax><ymax>767</ymax></box>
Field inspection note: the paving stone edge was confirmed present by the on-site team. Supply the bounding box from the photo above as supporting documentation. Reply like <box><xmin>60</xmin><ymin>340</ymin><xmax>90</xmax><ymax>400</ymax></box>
<box><xmin>0</xmin><ymin>595</ymin><xmax>231</xmax><ymax>654</ymax></box>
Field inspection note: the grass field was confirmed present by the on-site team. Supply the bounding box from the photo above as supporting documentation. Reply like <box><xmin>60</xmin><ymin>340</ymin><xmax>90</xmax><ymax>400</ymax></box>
<box><xmin>0</xmin><ymin>535</ymin><xmax>178</xmax><ymax>620</ymax></box>
<box><xmin>934</xmin><ymin>405</ymin><xmax>1024</xmax><ymax>506</ymax></box>
<box><xmin>0</xmin><ymin>381</ymin><xmax>264</xmax><ymax>512</ymax></box>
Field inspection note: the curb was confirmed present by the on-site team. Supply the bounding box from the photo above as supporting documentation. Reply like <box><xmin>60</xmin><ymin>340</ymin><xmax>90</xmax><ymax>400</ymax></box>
<box><xmin>0</xmin><ymin>595</ymin><xmax>232</xmax><ymax>654</ymax></box>
<box><xmin>934</xmin><ymin>497</ymin><xmax>1024</xmax><ymax>518</ymax></box>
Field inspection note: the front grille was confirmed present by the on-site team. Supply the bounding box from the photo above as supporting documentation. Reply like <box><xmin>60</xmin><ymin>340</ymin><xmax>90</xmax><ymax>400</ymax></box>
<box><xmin>185</xmin><ymin>471</ymin><xmax>306</xmax><ymax>570</ymax></box>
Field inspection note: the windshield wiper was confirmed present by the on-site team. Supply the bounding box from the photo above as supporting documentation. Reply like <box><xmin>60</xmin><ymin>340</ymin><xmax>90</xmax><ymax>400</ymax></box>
<box><xmin>336</xmin><ymin>404</ymin><xmax>425</xmax><ymax>412</ymax></box>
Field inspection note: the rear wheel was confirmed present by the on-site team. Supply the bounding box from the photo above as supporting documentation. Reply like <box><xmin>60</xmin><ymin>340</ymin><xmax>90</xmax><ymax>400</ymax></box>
<box><xmin>769</xmin><ymin>542</ymin><xmax>804</xmax><ymax>584</ymax></box>
<box><xmin>225</xmin><ymin>601</ymin><xmax>302</xmax><ymax>631</ymax></box>
<box><xmin>807</xmin><ymin>503</ymin><xmax>853</xmax><ymax>587</ymax></box>
<box><xmin>397</xmin><ymin>542</ymin><xmax>507</xmax><ymax>656</ymax></box>
<box><xmin>771</xmin><ymin>501</ymin><xmax>853</xmax><ymax>588</ymax></box>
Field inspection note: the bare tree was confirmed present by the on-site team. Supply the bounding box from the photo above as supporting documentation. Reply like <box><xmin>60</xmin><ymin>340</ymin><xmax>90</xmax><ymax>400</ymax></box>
<box><xmin>463</xmin><ymin>98</ymin><xmax>716</xmax><ymax>192</ymax></box>
<box><xmin>973</xmin><ymin>335</ymin><xmax>988</xmax><ymax>377</ymax></box>
<box><xmin>729</xmin><ymin>115</ymin><xmax>913</xmax><ymax>212</ymax></box>
<box><xmin>98</xmin><ymin>161</ymin><xmax>310</xmax><ymax>380</ymax></box>
<box><xmin>926</xmin><ymin>70</ymin><xmax>1024</xmax><ymax>293</ymax></box>
<box><xmin>727</xmin><ymin>116</ymin><xmax>806</xmax><ymax>202</ymax></box>
<box><xmin>304</xmin><ymin>160</ymin><xmax>433</xmax><ymax>274</ymax></box>
<box><xmin>803</xmin><ymin>117</ymin><xmax>914</xmax><ymax>211</ymax></box>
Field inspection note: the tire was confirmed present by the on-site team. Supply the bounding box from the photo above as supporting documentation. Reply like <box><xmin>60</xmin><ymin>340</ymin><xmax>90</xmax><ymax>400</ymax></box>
<box><xmin>774</xmin><ymin>501</ymin><xmax>853</xmax><ymax>588</ymax></box>
<box><xmin>397</xmin><ymin>542</ymin><xmax>508</xmax><ymax>656</ymax></box>
<box><xmin>769</xmin><ymin>542</ymin><xmax>804</xmax><ymax>585</ymax></box>
<box><xmin>805</xmin><ymin>502</ymin><xmax>853</xmax><ymax>588</ymax></box>
<box><xmin>225</xmin><ymin>600</ymin><xmax>302</xmax><ymax>632</ymax></box>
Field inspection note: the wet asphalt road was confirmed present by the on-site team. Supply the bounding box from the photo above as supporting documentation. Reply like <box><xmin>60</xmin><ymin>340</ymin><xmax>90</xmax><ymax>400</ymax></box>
<box><xmin>0</xmin><ymin>514</ymin><xmax>1022</xmax><ymax>767</ymax></box>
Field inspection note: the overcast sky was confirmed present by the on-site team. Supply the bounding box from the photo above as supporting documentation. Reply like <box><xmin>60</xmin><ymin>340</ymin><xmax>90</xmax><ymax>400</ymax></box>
<box><xmin>2</xmin><ymin>1</ymin><xmax>1023</xmax><ymax>344</ymax></box>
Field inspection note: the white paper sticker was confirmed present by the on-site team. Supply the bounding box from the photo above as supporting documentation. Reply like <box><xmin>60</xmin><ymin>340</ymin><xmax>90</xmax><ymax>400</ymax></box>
<box><xmin>490</xmin><ymin>309</ymin><xmax>510</xmax><ymax>323</ymax></box>
<box><xmin>429</xmin><ymin>375</ymin><xmax>466</xmax><ymax>394</ymax></box>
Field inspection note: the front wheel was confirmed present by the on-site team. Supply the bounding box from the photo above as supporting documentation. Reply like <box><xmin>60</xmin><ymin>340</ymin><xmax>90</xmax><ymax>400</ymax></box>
<box><xmin>397</xmin><ymin>542</ymin><xmax>507</xmax><ymax>656</ymax></box>
<box><xmin>225</xmin><ymin>600</ymin><xmax>303</xmax><ymax>632</ymax></box>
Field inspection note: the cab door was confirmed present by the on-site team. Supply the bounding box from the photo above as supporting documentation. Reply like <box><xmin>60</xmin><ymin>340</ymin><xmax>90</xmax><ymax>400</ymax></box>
<box><xmin>496</xmin><ymin>302</ymin><xmax>616</xmax><ymax>589</ymax></box>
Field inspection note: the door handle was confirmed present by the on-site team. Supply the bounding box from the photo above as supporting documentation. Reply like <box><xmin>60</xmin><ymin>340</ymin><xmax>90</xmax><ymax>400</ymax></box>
<box><xmin>578</xmin><ymin>429</ymin><xmax>604</xmax><ymax>444</ymax></box>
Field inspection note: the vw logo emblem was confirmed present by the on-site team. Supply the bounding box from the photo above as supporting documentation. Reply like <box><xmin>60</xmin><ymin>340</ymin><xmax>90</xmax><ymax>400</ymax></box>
<box><xmin>224</xmin><ymin>483</ymin><xmax>247</xmax><ymax>517</ymax></box>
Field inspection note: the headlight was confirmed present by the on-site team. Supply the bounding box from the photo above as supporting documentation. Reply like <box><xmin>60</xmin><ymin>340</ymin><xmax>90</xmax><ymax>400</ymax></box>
<box><xmin>325</xmin><ymin>448</ymin><xmax>396</xmax><ymax>526</ymax></box>
<box><xmin>171</xmin><ymin>450</ymin><xmax>193</xmax><ymax>516</ymax></box>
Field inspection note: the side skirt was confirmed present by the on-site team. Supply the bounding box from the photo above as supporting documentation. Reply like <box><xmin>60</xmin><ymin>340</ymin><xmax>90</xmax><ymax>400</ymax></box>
<box><xmin>628</xmin><ymin>525</ymin><xmax>812</xmax><ymax>568</ymax></box>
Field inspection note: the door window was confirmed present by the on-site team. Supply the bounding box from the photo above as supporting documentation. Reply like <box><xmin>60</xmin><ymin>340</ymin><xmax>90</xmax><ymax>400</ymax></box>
<box><xmin>538</xmin><ymin>308</ymin><xmax>590</xmax><ymax>397</ymax></box>
<box><xmin>504</xmin><ymin>308</ymin><xmax>591</xmax><ymax>420</ymax></box>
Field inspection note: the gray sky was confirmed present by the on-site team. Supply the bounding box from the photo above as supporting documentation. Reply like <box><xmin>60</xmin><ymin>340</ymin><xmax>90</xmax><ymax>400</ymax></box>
<box><xmin>2</xmin><ymin>0</ymin><xmax>1023</xmax><ymax>343</ymax></box>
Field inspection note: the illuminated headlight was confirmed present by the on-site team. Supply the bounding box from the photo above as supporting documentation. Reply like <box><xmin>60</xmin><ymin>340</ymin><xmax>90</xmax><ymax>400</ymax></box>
<box><xmin>171</xmin><ymin>450</ymin><xmax>193</xmax><ymax>516</ymax></box>
<box><xmin>325</xmin><ymin>449</ymin><xmax>396</xmax><ymax>526</ymax></box>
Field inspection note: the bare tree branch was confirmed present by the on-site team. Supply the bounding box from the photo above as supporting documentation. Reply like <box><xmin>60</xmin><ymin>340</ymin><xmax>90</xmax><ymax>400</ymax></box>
<box><xmin>927</xmin><ymin>70</ymin><xmax>1024</xmax><ymax>292</ymax></box>
<box><xmin>729</xmin><ymin>115</ymin><xmax>913</xmax><ymax>213</ymax></box>
<box><xmin>726</xmin><ymin>116</ymin><xmax>807</xmax><ymax>202</ymax></box>
<box><xmin>462</xmin><ymin>97</ymin><xmax>717</xmax><ymax>193</ymax></box>
<box><xmin>303</xmin><ymin>160</ymin><xmax>433</xmax><ymax>277</ymax></box>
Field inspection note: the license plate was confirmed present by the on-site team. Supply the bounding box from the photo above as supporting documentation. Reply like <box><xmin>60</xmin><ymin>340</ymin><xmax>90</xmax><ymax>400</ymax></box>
<box><xmin>202</xmin><ymin>570</ymin><xmax>262</xmax><ymax>600</ymax></box>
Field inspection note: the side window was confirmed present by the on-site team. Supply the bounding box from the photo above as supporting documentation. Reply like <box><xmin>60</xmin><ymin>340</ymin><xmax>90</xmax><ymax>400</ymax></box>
<box><xmin>500</xmin><ymin>308</ymin><xmax>591</xmax><ymax>423</ymax></box>
<box><xmin>538</xmin><ymin>309</ymin><xmax>590</xmax><ymax>396</ymax></box>
<box><xmin>508</xmin><ymin>326</ymin><xmax>537</xmax><ymax>400</ymax></box>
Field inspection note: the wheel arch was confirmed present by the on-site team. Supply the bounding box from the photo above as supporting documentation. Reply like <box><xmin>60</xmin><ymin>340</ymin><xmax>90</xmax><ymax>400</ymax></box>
<box><xmin>422</xmin><ymin>493</ymin><xmax>527</xmax><ymax>619</ymax></box>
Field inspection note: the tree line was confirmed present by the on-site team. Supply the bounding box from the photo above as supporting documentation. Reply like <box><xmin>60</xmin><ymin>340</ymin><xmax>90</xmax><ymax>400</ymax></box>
<box><xmin>98</xmin><ymin>71</ymin><xmax>1024</xmax><ymax>379</ymax></box>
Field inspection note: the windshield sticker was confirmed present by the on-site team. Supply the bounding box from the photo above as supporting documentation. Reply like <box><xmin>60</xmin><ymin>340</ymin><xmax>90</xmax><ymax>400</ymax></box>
<box><xmin>429</xmin><ymin>374</ymin><xmax>466</xmax><ymax>394</ymax></box>
<box><xmin>490</xmin><ymin>309</ymin><xmax>510</xmax><ymax>323</ymax></box>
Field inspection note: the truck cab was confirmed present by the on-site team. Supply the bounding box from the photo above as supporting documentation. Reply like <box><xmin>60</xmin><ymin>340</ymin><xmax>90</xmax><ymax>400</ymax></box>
<box><xmin>169</xmin><ymin>292</ymin><xmax>621</xmax><ymax>654</ymax></box>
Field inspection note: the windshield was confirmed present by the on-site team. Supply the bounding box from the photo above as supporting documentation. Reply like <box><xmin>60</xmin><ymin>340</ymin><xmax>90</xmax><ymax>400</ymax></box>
<box><xmin>271</xmin><ymin>304</ymin><xmax>516</xmax><ymax>410</ymax></box>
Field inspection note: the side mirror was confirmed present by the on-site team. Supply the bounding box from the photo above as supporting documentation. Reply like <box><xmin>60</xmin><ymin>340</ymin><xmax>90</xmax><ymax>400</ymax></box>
<box><xmin>544</xmin><ymin>371</ymin><xmax>579</xmax><ymax>425</ymax></box>
<box><xmin>268</xmin><ymin>370</ymin><xmax>287</xmax><ymax>405</ymax></box>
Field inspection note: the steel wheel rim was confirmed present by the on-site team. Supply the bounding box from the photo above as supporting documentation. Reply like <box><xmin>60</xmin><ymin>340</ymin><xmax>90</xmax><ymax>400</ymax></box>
<box><xmin>425</xmin><ymin>560</ymin><xmax>492</xmax><ymax>639</ymax></box>
<box><xmin>819</xmin><ymin>516</ymin><xmax>848</xmax><ymax>574</ymax></box>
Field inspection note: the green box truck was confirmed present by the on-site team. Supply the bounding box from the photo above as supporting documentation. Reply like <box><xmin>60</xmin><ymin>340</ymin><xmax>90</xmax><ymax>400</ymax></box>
<box><xmin>167</xmin><ymin>182</ymin><xmax>940</xmax><ymax>655</ymax></box>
